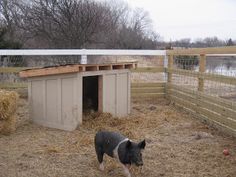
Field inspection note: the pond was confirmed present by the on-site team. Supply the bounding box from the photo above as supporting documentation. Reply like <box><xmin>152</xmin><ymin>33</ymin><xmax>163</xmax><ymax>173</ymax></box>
<box><xmin>206</xmin><ymin>57</ymin><xmax>236</xmax><ymax>77</ymax></box>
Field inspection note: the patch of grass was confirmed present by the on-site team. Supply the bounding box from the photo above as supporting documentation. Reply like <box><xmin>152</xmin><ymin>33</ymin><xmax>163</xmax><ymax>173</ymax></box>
<box><xmin>0</xmin><ymin>82</ymin><xmax>27</xmax><ymax>89</ymax></box>
<box><xmin>0</xmin><ymin>67</ymin><xmax>30</xmax><ymax>74</ymax></box>
<box><xmin>131</xmin><ymin>67</ymin><xmax>165</xmax><ymax>73</ymax></box>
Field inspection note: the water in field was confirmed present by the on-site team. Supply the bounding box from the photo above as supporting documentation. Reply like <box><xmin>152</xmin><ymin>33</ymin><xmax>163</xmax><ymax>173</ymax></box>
<box><xmin>189</xmin><ymin>57</ymin><xmax>236</xmax><ymax>77</ymax></box>
<box><xmin>206</xmin><ymin>57</ymin><xmax>236</xmax><ymax>77</ymax></box>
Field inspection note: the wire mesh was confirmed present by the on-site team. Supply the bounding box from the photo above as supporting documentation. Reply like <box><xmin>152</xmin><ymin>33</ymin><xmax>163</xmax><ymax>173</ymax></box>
<box><xmin>172</xmin><ymin>56</ymin><xmax>199</xmax><ymax>91</ymax></box>
<box><xmin>131</xmin><ymin>56</ymin><xmax>165</xmax><ymax>83</ymax></box>
<box><xmin>204</xmin><ymin>56</ymin><xmax>236</xmax><ymax>101</ymax></box>
<box><xmin>172</xmin><ymin>56</ymin><xmax>236</xmax><ymax>102</ymax></box>
<box><xmin>0</xmin><ymin>56</ymin><xmax>26</xmax><ymax>67</ymax></box>
<box><xmin>1</xmin><ymin>54</ymin><xmax>236</xmax><ymax>102</ymax></box>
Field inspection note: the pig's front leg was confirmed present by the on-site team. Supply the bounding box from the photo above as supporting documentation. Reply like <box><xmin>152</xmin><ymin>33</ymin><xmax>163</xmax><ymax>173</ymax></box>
<box><xmin>122</xmin><ymin>164</ymin><xmax>131</xmax><ymax>177</ymax></box>
<box><xmin>99</xmin><ymin>162</ymin><xmax>104</xmax><ymax>171</ymax></box>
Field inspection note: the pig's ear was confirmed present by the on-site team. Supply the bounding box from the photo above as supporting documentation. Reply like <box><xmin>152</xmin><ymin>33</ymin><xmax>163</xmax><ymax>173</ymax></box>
<box><xmin>126</xmin><ymin>140</ymin><xmax>132</xmax><ymax>149</ymax></box>
<box><xmin>138</xmin><ymin>140</ymin><xmax>146</xmax><ymax>149</ymax></box>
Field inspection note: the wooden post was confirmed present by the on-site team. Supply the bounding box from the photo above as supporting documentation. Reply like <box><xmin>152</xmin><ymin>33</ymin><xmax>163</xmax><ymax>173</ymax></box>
<box><xmin>166</xmin><ymin>55</ymin><xmax>174</xmax><ymax>98</ymax></box>
<box><xmin>198</xmin><ymin>54</ymin><xmax>206</xmax><ymax>92</ymax></box>
<box><xmin>98</xmin><ymin>75</ymin><xmax>103</xmax><ymax>112</ymax></box>
<box><xmin>167</xmin><ymin>55</ymin><xmax>174</xmax><ymax>83</ymax></box>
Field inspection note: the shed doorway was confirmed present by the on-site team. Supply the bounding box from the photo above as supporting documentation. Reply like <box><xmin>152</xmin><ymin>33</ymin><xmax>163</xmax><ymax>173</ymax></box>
<box><xmin>83</xmin><ymin>76</ymin><xmax>100</xmax><ymax>115</ymax></box>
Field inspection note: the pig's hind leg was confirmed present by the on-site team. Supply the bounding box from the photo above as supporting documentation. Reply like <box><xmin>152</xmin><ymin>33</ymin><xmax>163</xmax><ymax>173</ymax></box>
<box><xmin>95</xmin><ymin>144</ymin><xmax>105</xmax><ymax>171</ymax></box>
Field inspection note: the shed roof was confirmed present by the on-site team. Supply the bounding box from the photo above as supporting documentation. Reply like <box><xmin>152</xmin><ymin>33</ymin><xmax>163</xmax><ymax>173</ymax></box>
<box><xmin>19</xmin><ymin>62</ymin><xmax>137</xmax><ymax>78</ymax></box>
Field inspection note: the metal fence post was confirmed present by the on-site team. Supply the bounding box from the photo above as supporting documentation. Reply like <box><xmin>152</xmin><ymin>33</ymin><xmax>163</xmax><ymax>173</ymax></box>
<box><xmin>81</xmin><ymin>49</ymin><xmax>87</xmax><ymax>64</ymax></box>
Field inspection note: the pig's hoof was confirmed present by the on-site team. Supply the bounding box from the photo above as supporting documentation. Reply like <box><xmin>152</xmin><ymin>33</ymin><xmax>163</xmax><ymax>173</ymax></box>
<box><xmin>99</xmin><ymin>163</ymin><xmax>104</xmax><ymax>171</ymax></box>
<box><xmin>123</xmin><ymin>165</ymin><xmax>131</xmax><ymax>177</ymax></box>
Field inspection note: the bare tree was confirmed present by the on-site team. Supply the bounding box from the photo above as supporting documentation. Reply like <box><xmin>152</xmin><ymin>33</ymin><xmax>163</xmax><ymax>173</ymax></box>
<box><xmin>103</xmin><ymin>6</ymin><xmax>159</xmax><ymax>49</ymax></box>
<box><xmin>203</xmin><ymin>37</ymin><xmax>225</xmax><ymax>47</ymax></box>
<box><xmin>0</xmin><ymin>0</ymin><xmax>26</xmax><ymax>44</ymax></box>
<box><xmin>16</xmin><ymin>0</ymin><xmax>108</xmax><ymax>48</ymax></box>
<box><xmin>226</xmin><ymin>38</ymin><xmax>234</xmax><ymax>46</ymax></box>
<box><xmin>173</xmin><ymin>38</ymin><xmax>191</xmax><ymax>48</ymax></box>
<box><xmin>1</xmin><ymin>0</ymin><xmax>160</xmax><ymax>49</ymax></box>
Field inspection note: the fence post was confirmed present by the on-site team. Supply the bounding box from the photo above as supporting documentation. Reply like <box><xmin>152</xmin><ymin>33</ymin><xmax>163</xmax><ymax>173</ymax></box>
<box><xmin>198</xmin><ymin>54</ymin><xmax>206</xmax><ymax>91</ymax></box>
<box><xmin>167</xmin><ymin>55</ymin><xmax>174</xmax><ymax>84</ymax></box>
<box><xmin>81</xmin><ymin>49</ymin><xmax>87</xmax><ymax>64</ymax></box>
<box><xmin>165</xmin><ymin>55</ymin><xmax>174</xmax><ymax>98</ymax></box>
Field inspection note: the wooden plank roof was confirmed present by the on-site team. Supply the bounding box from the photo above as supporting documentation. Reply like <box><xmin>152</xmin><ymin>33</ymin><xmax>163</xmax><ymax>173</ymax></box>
<box><xmin>19</xmin><ymin>62</ymin><xmax>137</xmax><ymax>78</ymax></box>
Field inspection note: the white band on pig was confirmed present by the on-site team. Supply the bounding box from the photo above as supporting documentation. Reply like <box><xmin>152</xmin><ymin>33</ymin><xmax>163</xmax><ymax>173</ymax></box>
<box><xmin>113</xmin><ymin>138</ymin><xmax>129</xmax><ymax>160</ymax></box>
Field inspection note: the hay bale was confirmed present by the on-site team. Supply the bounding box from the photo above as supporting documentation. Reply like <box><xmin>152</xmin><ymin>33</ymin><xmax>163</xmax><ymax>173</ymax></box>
<box><xmin>0</xmin><ymin>90</ymin><xmax>18</xmax><ymax>135</ymax></box>
<box><xmin>0</xmin><ymin>90</ymin><xmax>19</xmax><ymax>120</ymax></box>
<box><xmin>0</xmin><ymin>114</ymin><xmax>16</xmax><ymax>135</ymax></box>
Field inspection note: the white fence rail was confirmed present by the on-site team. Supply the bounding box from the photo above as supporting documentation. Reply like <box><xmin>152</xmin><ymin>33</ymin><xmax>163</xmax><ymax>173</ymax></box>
<box><xmin>0</xmin><ymin>49</ymin><xmax>166</xmax><ymax>56</ymax></box>
<box><xmin>2</xmin><ymin>49</ymin><xmax>235</xmax><ymax>65</ymax></box>
<box><xmin>0</xmin><ymin>49</ymin><xmax>167</xmax><ymax>64</ymax></box>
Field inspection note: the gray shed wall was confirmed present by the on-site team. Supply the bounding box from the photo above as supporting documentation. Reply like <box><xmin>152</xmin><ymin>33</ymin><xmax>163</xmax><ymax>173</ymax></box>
<box><xmin>28</xmin><ymin>69</ymin><xmax>130</xmax><ymax>131</ymax></box>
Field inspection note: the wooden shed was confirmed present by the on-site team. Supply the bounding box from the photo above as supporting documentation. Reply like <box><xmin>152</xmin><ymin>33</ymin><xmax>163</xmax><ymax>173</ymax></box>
<box><xmin>19</xmin><ymin>62</ymin><xmax>136</xmax><ymax>131</ymax></box>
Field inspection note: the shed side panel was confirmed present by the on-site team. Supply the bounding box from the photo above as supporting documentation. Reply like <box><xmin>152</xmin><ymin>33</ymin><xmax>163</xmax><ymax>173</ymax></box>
<box><xmin>46</xmin><ymin>79</ymin><xmax>58</xmax><ymax>123</ymax></box>
<box><xmin>127</xmin><ymin>72</ymin><xmax>131</xmax><ymax>114</ymax></box>
<box><xmin>31</xmin><ymin>80</ymin><xmax>44</xmax><ymax>122</ymax></box>
<box><xmin>61</xmin><ymin>77</ymin><xmax>76</xmax><ymax>127</ymax></box>
<box><xmin>117</xmin><ymin>73</ymin><xmax>129</xmax><ymax>117</ymax></box>
<box><xmin>77</xmin><ymin>74</ymin><xmax>83</xmax><ymax>125</ymax></box>
<box><xmin>103</xmin><ymin>74</ymin><xmax>116</xmax><ymax>115</ymax></box>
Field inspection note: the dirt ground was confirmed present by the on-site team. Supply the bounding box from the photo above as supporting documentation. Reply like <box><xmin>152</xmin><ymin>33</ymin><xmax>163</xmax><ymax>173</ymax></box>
<box><xmin>0</xmin><ymin>97</ymin><xmax>236</xmax><ymax>177</ymax></box>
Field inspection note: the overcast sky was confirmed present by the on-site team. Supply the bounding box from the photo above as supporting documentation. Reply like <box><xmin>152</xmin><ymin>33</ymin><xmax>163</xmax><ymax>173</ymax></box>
<box><xmin>126</xmin><ymin>0</ymin><xmax>236</xmax><ymax>41</ymax></box>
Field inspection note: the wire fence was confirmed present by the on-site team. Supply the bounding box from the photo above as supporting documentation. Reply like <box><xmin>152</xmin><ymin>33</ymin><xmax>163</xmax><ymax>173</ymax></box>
<box><xmin>1</xmin><ymin>48</ymin><xmax>235</xmax><ymax>137</ymax></box>
<box><xmin>0</xmin><ymin>49</ymin><xmax>236</xmax><ymax>102</ymax></box>
<box><xmin>171</xmin><ymin>56</ymin><xmax>236</xmax><ymax>102</ymax></box>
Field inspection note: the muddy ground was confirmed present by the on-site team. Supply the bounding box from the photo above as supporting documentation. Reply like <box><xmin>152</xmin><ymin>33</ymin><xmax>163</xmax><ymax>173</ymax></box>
<box><xmin>0</xmin><ymin>98</ymin><xmax>236</xmax><ymax>177</ymax></box>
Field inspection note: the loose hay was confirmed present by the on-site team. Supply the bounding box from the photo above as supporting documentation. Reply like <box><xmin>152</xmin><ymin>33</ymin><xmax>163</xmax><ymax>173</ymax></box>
<box><xmin>83</xmin><ymin>112</ymin><xmax>146</xmax><ymax>139</ymax></box>
<box><xmin>82</xmin><ymin>101</ymin><xmax>176</xmax><ymax>138</ymax></box>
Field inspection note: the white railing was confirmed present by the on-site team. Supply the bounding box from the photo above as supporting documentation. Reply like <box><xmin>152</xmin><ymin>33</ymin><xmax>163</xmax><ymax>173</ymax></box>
<box><xmin>0</xmin><ymin>49</ymin><xmax>167</xmax><ymax>64</ymax></box>
<box><xmin>0</xmin><ymin>49</ymin><xmax>166</xmax><ymax>56</ymax></box>
<box><xmin>1</xmin><ymin>48</ymin><xmax>235</xmax><ymax>64</ymax></box>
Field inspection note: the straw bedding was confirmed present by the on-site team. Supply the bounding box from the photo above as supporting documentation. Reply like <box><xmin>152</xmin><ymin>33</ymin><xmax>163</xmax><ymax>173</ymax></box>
<box><xmin>0</xmin><ymin>90</ymin><xmax>19</xmax><ymax>134</ymax></box>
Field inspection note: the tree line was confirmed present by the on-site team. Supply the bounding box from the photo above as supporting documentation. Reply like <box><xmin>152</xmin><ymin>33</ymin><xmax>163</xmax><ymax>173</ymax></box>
<box><xmin>0</xmin><ymin>0</ymin><xmax>159</xmax><ymax>49</ymax></box>
<box><xmin>164</xmin><ymin>37</ymin><xmax>235</xmax><ymax>49</ymax></box>
<box><xmin>0</xmin><ymin>0</ymin><xmax>235</xmax><ymax>50</ymax></box>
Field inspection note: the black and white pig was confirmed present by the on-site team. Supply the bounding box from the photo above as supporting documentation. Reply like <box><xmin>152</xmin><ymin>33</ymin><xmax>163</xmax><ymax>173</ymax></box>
<box><xmin>94</xmin><ymin>131</ymin><xmax>146</xmax><ymax>177</ymax></box>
